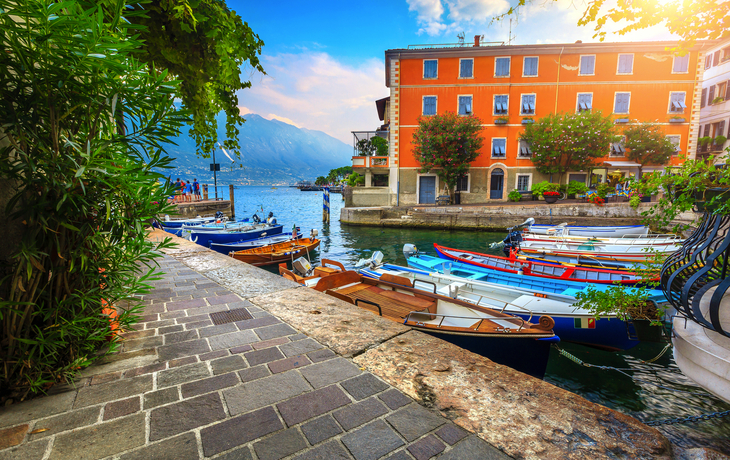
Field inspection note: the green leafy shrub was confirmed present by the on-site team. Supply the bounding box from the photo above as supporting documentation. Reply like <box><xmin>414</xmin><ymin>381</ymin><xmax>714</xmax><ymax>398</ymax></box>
<box><xmin>0</xmin><ymin>1</ymin><xmax>183</xmax><ymax>399</ymax></box>
<box><xmin>714</xmin><ymin>135</ymin><xmax>727</xmax><ymax>146</ymax></box>
<box><xmin>596</xmin><ymin>183</ymin><xmax>613</xmax><ymax>198</ymax></box>
<box><xmin>530</xmin><ymin>181</ymin><xmax>560</xmax><ymax>198</ymax></box>
<box><xmin>346</xmin><ymin>173</ymin><xmax>365</xmax><ymax>186</ymax></box>
<box><xmin>371</xmin><ymin>136</ymin><xmax>389</xmax><ymax>156</ymax></box>
<box><xmin>566</xmin><ymin>181</ymin><xmax>589</xmax><ymax>196</ymax></box>
<box><xmin>508</xmin><ymin>190</ymin><xmax>522</xmax><ymax>202</ymax></box>
<box><xmin>629</xmin><ymin>195</ymin><xmax>642</xmax><ymax>209</ymax></box>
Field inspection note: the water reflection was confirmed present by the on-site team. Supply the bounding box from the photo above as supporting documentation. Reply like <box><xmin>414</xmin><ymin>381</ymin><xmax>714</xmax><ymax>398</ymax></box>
<box><xmin>218</xmin><ymin>186</ymin><xmax>730</xmax><ymax>453</ymax></box>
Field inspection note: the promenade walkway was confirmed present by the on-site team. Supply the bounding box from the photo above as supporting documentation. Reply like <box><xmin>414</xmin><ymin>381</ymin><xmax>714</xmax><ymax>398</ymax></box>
<box><xmin>0</xmin><ymin>234</ymin><xmax>508</xmax><ymax>459</ymax></box>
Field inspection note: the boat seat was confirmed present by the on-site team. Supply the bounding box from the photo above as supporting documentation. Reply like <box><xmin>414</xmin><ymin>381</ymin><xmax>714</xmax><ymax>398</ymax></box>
<box><xmin>365</xmin><ymin>286</ymin><xmax>434</xmax><ymax>309</ymax></box>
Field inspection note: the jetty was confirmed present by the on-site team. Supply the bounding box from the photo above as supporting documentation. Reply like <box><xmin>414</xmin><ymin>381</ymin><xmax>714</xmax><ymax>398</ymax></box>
<box><xmin>0</xmin><ymin>228</ymin><xmax>683</xmax><ymax>460</ymax></box>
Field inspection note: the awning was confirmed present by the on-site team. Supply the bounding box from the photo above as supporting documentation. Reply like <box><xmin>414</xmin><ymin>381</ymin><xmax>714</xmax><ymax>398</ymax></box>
<box><xmin>602</xmin><ymin>161</ymin><xmax>641</xmax><ymax>167</ymax></box>
<box><xmin>375</xmin><ymin>97</ymin><xmax>388</xmax><ymax>121</ymax></box>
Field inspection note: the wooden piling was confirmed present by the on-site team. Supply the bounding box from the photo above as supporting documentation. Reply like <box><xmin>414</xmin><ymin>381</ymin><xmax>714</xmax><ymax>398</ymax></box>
<box><xmin>229</xmin><ymin>184</ymin><xmax>235</xmax><ymax>218</ymax></box>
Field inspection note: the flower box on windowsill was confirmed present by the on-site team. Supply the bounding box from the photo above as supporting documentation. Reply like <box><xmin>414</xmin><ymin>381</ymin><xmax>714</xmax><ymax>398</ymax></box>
<box><xmin>495</xmin><ymin>118</ymin><xmax>509</xmax><ymax>125</ymax></box>
<box><xmin>521</xmin><ymin>118</ymin><xmax>534</xmax><ymax>125</ymax></box>
<box><xmin>614</xmin><ymin>118</ymin><xmax>629</xmax><ymax>124</ymax></box>
<box><xmin>669</xmin><ymin>118</ymin><xmax>685</xmax><ymax>123</ymax></box>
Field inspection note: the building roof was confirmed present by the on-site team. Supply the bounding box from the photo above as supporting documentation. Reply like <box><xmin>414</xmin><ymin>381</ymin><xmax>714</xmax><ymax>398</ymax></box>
<box><xmin>375</xmin><ymin>97</ymin><xmax>388</xmax><ymax>121</ymax></box>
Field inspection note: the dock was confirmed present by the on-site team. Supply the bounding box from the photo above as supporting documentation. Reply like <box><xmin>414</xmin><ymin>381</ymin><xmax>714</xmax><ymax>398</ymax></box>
<box><xmin>0</xmin><ymin>229</ymin><xmax>675</xmax><ymax>460</ymax></box>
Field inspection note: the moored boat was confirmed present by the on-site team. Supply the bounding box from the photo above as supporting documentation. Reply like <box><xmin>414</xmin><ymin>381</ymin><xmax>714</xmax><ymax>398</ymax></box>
<box><xmin>358</xmin><ymin>259</ymin><xmax>641</xmax><ymax>351</ymax></box>
<box><xmin>434</xmin><ymin>243</ymin><xmax>652</xmax><ymax>285</ymax></box>
<box><xmin>209</xmin><ymin>231</ymin><xmax>302</xmax><ymax>254</ymax></box>
<box><xmin>185</xmin><ymin>223</ymin><xmax>283</xmax><ymax>247</ymax></box>
<box><xmin>280</xmin><ymin>263</ymin><xmax>558</xmax><ymax>378</ymax></box>
<box><xmin>230</xmin><ymin>237</ymin><xmax>320</xmax><ymax>267</ymax></box>
<box><xmin>528</xmin><ymin>223</ymin><xmax>649</xmax><ymax>237</ymax></box>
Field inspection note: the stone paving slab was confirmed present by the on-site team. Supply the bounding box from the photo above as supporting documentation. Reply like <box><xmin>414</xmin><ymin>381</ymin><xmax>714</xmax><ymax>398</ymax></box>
<box><xmin>0</xmin><ymin>231</ymin><xmax>672</xmax><ymax>460</ymax></box>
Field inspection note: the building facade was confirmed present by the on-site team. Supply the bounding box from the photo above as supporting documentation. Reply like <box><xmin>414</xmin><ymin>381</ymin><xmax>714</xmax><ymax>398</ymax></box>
<box><xmin>351</xmin><ymin>39</ymin><xmax>714</xmax><ymax>206</ymax></box>
<box><xmin>698</xmin><ymin>39</ymin><xmax>730</xmax><ymax>162</ymax></box>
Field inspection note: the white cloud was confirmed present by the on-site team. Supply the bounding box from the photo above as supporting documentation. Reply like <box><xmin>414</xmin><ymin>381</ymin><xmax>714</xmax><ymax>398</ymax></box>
<box><xmin>236</xmin><ymin>51</ymin><xmax>388</xmax><ymax>144</ymax></box>
<box><xmin>407</xmin><ymin>0</ymin><xmax>510</xmax><ymax>36</ymax></box>
<box><xmin>446</xmin><ymin>0</ymin><xmax>510</xmax><ymax>22</ymax></box>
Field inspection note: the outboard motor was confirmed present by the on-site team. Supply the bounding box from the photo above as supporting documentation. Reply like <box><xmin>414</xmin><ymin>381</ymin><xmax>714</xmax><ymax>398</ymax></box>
<box><xmin>310</xmin><ymin>229</ymin><xmax>319</xmax><ymax>239</ymax></box>
<box><xmin>369</xmin><ymin>251</ymin><xmax>384</xmax><ymax>268</ymax></box>
<box><xmin>266</xmin><ymin>211</ymin><xmax>276</xmax><ymax>225</ymax></box>
<box><xmin>403</xmin><ymin>244</ymin><xmax>419</xmax><ymax>259</ymax></box>
<box><xmin>502</xmin><ymin>230</ymin><xmax>523</xmax><ymax>257</ymax></box>
<box><xmin>215</xmin><ymin>211</ymin><xmax>224</xmax><ymax>219</ymax></box>
<box><xmin>252</xmin><ymin>213</ymin><xmax>261</xmax><ymax>224</ymax></box>
<box><xmin>292</xmin><ymin>257</ymin><xmax>313</xmax><ymax>276</ymax></box>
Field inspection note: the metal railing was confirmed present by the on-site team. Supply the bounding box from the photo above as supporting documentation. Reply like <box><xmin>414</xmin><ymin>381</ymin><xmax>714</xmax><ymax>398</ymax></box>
<box><xmin>407</xmin><ymin>41</ymin><xmax>504</xmax><ymax>50</ymax></box>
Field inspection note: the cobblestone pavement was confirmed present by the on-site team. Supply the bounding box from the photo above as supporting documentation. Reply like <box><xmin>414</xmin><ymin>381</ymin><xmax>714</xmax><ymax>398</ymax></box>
<box><xmin>0</xmin><ymin>254</ymin><xmax>509</xmax><ymax>460</ymax></box>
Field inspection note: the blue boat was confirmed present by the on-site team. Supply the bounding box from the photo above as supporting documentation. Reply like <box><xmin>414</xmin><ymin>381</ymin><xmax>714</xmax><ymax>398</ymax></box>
<box><xmin>186</xmin><ymin>224</ymin><xmax>283</xmax><ymax>247</ymax></box>
<box><xmin>209</xmin><ymin>231</ymin><xmax>302</xmax><ymax>254</ymax></box>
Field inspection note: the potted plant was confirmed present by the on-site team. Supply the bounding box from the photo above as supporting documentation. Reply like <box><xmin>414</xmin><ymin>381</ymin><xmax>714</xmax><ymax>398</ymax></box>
<box><xmin>587</xmin><ymin>194</ymin><xmax>605</xmax><ymax>206</ymax></box>
<box><xmin>712</xmin><ymin>96</ymin><xmax>725</xmax><ymax>105</ymax></box>
<box><xmin>508</xmin><ymin>189</ymin><xmax>522</xmax><ymax>202</ymax></box>
<box><xmin>566</xmin><ymin>180</ymin><xmax>588</xmax><ymax>199</ymax></box>
<box><xmin>543</xmin><ymin>190</ymin><xmax>560</xmax><ymax>204</ymax></box>
<box><xmin>521</xmin><ymin>117</ymin><xmax>534</xmax><ymax>125</ymax></box>
<box><xmin>698</xmin><ymin>136</ymin><xmax>713</xmax><ymax>147</ymax></box>
<box><xmin>530</xmin><ymin>181</ymin><xmax>560</xmax><ymax>200</ymax></box>
<box><xmin>495</xmin><ymin>116</ymin><xmax>510</xmax><ymax>125</ymax></box>
<box><xmin>713</xmin><ymin>135</ymin><xmax>727</xmax><ymax>147</ymax></box>
<box><xmin>629</xmin><ymin>191</ymin><xmax>643</xmax><ymax>209</ymax></box>
<box><xmin>669</xmin><ymin>115</ymin><xmax>685</xmax><ymax>123</ymax></box>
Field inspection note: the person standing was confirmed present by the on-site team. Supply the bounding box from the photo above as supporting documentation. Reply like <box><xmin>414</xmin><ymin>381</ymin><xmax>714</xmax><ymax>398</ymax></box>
<box><xmin>173</xmin><ymin>177</ymin><xmax>181</xmax><ymax>202</ymax></box>
<box><xmin>193</xmin><ymin>178</ymin><xmax>200</xmax><ymax>201</ymax></box>
<box><xmin>185</xmin><ymin>180</ymin><xmax>193</xmax><ymax>202</ymax></box>
<box><xmin>181</xmin><ymin>180</ymin><xmax>187</xmax><ymax>202</ymax></box>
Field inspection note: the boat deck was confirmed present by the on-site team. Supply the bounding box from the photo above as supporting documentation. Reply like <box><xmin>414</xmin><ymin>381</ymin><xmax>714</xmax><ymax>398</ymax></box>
<box><xmin>334</xmin><ymin>284</ymin><xmax>434</xmax><ymax>320</ymax></box>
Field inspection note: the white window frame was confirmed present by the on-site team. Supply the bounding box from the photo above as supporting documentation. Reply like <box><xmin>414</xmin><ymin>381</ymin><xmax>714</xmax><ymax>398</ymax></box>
<box><xmin>515</xmin><ymin>173</ymin><xmax>532</xmax><ymax>191</ymax></box>
<box><xmin>491</xmin><ymin>137</ymin><xmax>507</xmax><ymax>158</ymax></box>
<box><xmin>579</xmin><ymin>55</ymin><xmax>596</xmax><ymax>76</ymax></box>
<box><xmin>494</xmin><ymin>57</ymin><xmax>511</xmax><ymax>78</ymax></box>
<box><xmin>522</xmin><ymin>56</ymin><xmax>539</xmax><ymax>77</ymax></box>
<box><xmin>616</xmin><ymin>53</ymin><xmax>634</xmax><ymax>75</ymax></box>
<box><xmin>517</xmin><ymin>139</ymin><xmax>533</xmax><ymax>157</ymax></box>
<box><xmin>576</xmin><ymin>92</ymin><xmax>593</xmax><ymax>113</ymax></box>
<box><xmin>416</xmin><ymin>173</ymin><xmax>440</xmax><ymax>204</ymax></box>
<box><xmin>668</xmin><ymin>91</ymin><xmax>687</xmax><ymax>114</ymax></box>
<box><xmin>666</xmin><ymin>135</ymin><xmax>681</xmax><ymax>156</ymax></box>
<box><xmin>610</xmin><ymin>136</ymin><xmax>626</xmax><ymax>157</ymax></box>
<box><xmin>520</xmin><ymin>93</ymin><xmax>536</xmax><ymax>116</ymax></box>
<box><xmin>457</xmin><ymin>94</ymin><xmax>473</xmax><ymax>116</ymax></box>
<box><xmin>672</xmin><ymin>54</ymin><xmax>690</xmax><ymax>74</ymax></box>
<box><xmin>422</xmin><ymin>95</ymin><xmax>438</xmax><ymax>116</ymax></box>
<box><xmin>493</xmin><ymin>94</ymin><xmax>509</xmax><ymax>116</ymax></box>
<box><xmin>423</xmin><ymin>59</ymin><xmax>438</xmax><ymax>80</ymax></box>
<box><xmin>455</xmin><ymin>173</ymin><xmax>471</xmax><ymax>193</ymax></box>
<box><xmin>458</xmin><ymin>58</ymin><xmax>474</xmax><ymax>79</ymax></box>
<box><xmin>613</xmin><ymin>92</ymin><xmax>631</xmax><ymax>114</ymax></box>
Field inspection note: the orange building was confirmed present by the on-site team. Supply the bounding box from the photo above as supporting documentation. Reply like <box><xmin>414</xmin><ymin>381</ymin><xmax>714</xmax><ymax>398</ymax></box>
<box><xmin>352</xmin><ymin>39</ymin><xmax>714</xmax><ymax>205</ymax></box>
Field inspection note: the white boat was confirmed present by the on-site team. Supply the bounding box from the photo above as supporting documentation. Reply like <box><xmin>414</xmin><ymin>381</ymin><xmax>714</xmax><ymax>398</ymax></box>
<box><xmin>521</xmin><ymin>232</ymin><xmax>682</xmax><ymax>248</ymax></box>
<box><xmin>528</xmin><ymin>222</ymin><xmax>649</xmax><ymax>237</ymax></box>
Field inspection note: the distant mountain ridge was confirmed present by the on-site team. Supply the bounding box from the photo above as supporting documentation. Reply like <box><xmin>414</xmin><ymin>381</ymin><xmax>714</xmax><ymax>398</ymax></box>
<box><xmin>164</xmin><ymin>113</ymin><xmax>352</xmax><ymax>185</ymax></box>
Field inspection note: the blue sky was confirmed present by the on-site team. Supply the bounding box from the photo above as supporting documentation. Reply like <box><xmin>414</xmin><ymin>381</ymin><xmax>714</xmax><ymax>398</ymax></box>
<box><xmin>227</xmin><ymin>0</ymin><xmax>675</xmax><ymax>143</ymax></box>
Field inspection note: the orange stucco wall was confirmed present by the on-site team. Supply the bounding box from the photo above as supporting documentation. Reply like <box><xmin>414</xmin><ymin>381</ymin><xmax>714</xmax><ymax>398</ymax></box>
<box><xmin>395</xmin><ymin>47</ymin><xmax>697</xmax><ymax>170</ymax></box>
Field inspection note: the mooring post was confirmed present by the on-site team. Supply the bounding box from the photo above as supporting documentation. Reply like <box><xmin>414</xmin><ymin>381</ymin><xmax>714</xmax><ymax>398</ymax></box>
<box><xmin>203</xmin><ymin>184</ymin><xmax>208</xmax><ymax>201</ymax></box>
<box><xmin>323</xmin><ymin>186</ymin><xmax>330</xmax><ymax>223</ymax></box>
<box><xmin>229</xmin><ymin>184</ymin><xmax>235</xmax><ymax>218</ymax></box>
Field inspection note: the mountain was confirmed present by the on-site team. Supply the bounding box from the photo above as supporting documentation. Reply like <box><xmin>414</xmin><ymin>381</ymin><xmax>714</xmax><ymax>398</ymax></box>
<box><xmin>163</xmin><ymin>113</ymin><xmax>353</xmax><ymax>185</ymax></box>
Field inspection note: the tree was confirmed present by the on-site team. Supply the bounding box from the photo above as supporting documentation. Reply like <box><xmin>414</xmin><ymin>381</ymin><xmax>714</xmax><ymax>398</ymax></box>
<box><xmin>520</xmin><ymin>111</ymin><xmax>618</xmax><ymax>183</ymax></box>
<box><xmin>103</xmin><ymin>0</ymin><xmax>265</xmax><ymax>157</ymax></box>
<box><xmin>315</xmin><ymin>176</ymin><xmax>327</xmax><ymax>185</ymax></box>
<box><xmin>497</xmin><ymin>0</ymin><xmax>728</xmax><ymax>48</ymax></box>
<box><xmin>623</xmin><ymin>122</ymin><xmax>676</xmax><ymax>179</ymax></box>
<box><xmin>412</xmin><ymin>112</ymin><xmax>484</xmax><ymax>197</ymax></box>
<box><xmin>0</xmin><ymin>0</ymin><xmax>181</xmax><ymax>396</ymax></box>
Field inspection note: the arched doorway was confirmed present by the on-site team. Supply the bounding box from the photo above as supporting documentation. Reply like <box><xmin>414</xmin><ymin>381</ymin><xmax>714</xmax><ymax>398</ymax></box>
<box><xmin>490</xmin><ymin>168</ymin><xmax>504</xmax><ymax>200</ymax></box>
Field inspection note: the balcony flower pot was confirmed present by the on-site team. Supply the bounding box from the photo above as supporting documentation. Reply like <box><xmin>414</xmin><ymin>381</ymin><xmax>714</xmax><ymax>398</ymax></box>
<box><xmin>521</xmin><ymin>118</ymin><xmax>534</xmax><ymax>125</ymax></box>
<box><xmin>668</xmin><ymin>117</ymin><xmax>685</xmax><ymax>123</ymax></box>
<box><xmin>543</xmin><ymin>192</ymin><xmax>560</xmax><ymax>204</ymax></box>
<box><xmin>614</xmin><ymin>118</ymin><xmax>629</xmax><ymax>124</ymax></box>
<box><xmin>495</xmin><ymin>117</ymin><xmax>509</xmax><ymax>125</ymax></box>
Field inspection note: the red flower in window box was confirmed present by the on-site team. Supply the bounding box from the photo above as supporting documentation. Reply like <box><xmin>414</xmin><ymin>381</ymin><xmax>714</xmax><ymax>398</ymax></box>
<box><xmin>543</xmin><ymin>191</ymin><xmax>561</xmax><ymax>197</ymax></box>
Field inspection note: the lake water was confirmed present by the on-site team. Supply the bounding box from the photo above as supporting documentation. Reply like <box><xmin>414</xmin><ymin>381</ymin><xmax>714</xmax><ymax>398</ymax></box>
<box><xmin>214</xmin><ymin>185</ymin><xmax>730</xmax><ymax>453</ymax></box>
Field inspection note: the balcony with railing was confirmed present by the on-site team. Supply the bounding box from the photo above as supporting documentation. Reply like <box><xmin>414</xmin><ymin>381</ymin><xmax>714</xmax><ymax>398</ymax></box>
<box><xmin>351</xmin><ymin>130</ymin><xmax>389</xmax><ymax>170</ymax></box>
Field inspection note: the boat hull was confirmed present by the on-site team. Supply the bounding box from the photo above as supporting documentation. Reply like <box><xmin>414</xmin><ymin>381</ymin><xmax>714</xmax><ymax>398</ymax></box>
<box><xmin>529</xmin><ymin>224</ymin><xmax>648</xmax><ymax>237</ymax></box>
<box><xmin>231</xmin><ymin>238</ymin><xmax>320</xmax><ymax>267</ymax></box>
<box><xmin>417</xmin><ymin>329</ymin><xmax>555</xmax><ymax>379</ymax></box>
<box><xmin>188</xmin><ymin>225</ymin><xmax>283</xmax><ymax>247</ymax></box>
<box><xmin>209</xmin><ymin>231</ymin><xmax>301</xmax><ymax>254</ymax></box>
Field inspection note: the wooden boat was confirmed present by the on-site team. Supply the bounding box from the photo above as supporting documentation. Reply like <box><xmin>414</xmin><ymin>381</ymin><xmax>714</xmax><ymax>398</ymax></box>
<box><xmin>185</xmin><ymin>224</ymin><xmax>283</xmax><ymax>247</ymax></box>
<box><xmin>230</xmin><ymin>238</ymin><xmax>320</xmax><ymax>267</ymax></box>
<box><xmin>517</xmin><ymin>243</ymin><xmax>679</xmax><ymax>265</ymax></box>
<box><xmin>434</xmin><ymin>243</ymin><xmax>653</xmax><ymax>285</ymax></box>
<box><xmin>359</xmin><ymin>261</ymin><xmax>642</xmax><ymax>351</ymax></box>
<box><xmin>521</xmin><ymin>232</ymin><xmax>681</xmax><ymax>247</ymax></box>
<box><xmin>280</xmin><ymin>264</ymin><xmax>558</xmax><ymax>378</ymax></box>
<box><xmin>528</xmin><ymin>223</ymin><xmax>649</xmax><ymax>237</ymax></box>
<box><xmin>209</xmin><ymin>231</ymin><xmax>301</xmax><ymax>254</ymax></box>
<box><xmin>406</xmin><ymin>253</ymin><xmax>668</xmax><ymax>303</ymax></box>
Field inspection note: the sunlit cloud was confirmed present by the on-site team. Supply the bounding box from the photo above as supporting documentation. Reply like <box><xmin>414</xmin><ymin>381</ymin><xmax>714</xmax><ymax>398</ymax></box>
<box><xmin>236</xmin><ymin>51</ymin><xmax>388</xmax><ymax>144</ymax></box>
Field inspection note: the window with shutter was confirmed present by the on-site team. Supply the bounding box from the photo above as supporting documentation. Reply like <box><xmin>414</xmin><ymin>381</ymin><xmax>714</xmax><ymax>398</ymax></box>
<box><xmin>492</xmin><ymin>139</ymin><xmax>506</xmax><ymax>157</ymax></box>
<box><xmin>495</xmin><ymin>58</ymin><xmax>510</xmax><ymax>77</ymax></box>
<box><xmin>459</xmin><ymin>59</ymin><xmax>473</xmax><ymax>78</ymax></box>
<box><xmin>614</xmin><ymin>93</ymin><xmax>630</xmax><ymax>113</ymax></box>
<box><xmin>617</xmin><ymin>54</ymin><xmax>633</xmax><ymax>74</ymax></box>
<box><xmin>701</xmin><ymin>88</ymin><xmax>707</xmax><ymax>108</ymax></box>
<box><xmin>456</xmin><ymin>175</ymin><xmax>469</xmax><ymax>192</ymax></box>
<box><xmin>704</xmin><ymin>124</ymin><xmax>712</xmax><ymax>137</ymax></box>
<box><xmin>579</xmin><ymin>55</ymin><xmax>595</xmax><ymax>75</ymax></box>
<box><xmin>423</xmin><ymin>60</ymin><xmax>438</xmax><ymax>79</ymax></box>
<box><xmin>673</xmin><ymin>55</ymin><xmax>690</xmax><ymax>73</ymax></box>
<box><xmin>458</xmin><ymin>95</ymin><xmax>472</xmax><ymax>115</ymax></box>
<box><xmin>714</xmin><ymin>50</ymin><xmax>721</xmax><ymax>66</ymax></box>
<box><xmin>518</xmin><ymin>140</ymin><xmax>532</xmax><ymax>157</ymax></box>
<box><xmin>523</xmin><ymin>57</ymin><xmax>538</xmax><ymax>76</ymax></box>
<box><xmin>709</xmin><ymin>85</ymin><xmax>716</xmax><ymax>103</ymax></box>
<box><xmin>706</xmin><ymin>54</ymin><xmax>713</xmax><ymax>69</ymax></box>
<box><xmin>520</xmin><ymin>94</ymin><xmax>535</xmax><ymax>115</ymax></box>
<box><xmin>577</xmin><ymin>94</ymin><xmax>592</xmax><ymax>112</ymax></box>
<box><xmin>666</xmin><ymin>135</ymin><xmax>681</xmax><ymax>155</ymax></box>
<box><xmin>517</xmin><ymin>175</ymin><xmax>530</xmax><ymax>191</ymax></box>
<box><xmin>726</xmin><ymin>81</ymin><xmax>730</xmax><ymax>100</ymax></box>
<box><xmin>669</xmin><ymin>92</ymin><xmax>686</xmax><ymax>112</ymax></box>
<box><xmin>494</xmin><ymin>95</ymin><xmax>508</xmax><ymax>114</ymax></box>
<box><xmin>423</xmin><ymin>96</ymin><xmax>437</xmax><ymax>116</ymax></box>
<box><xmin>718</xmin><ymin>120</ymin><xmax>726</xmax><ymax>137</ymax></box>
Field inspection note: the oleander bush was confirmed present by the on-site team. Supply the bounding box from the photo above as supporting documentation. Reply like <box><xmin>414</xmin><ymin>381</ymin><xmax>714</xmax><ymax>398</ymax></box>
<box><xmin>0</xmin><ymin>0</ymin><xmax>184</xmax><ymax>399</ymax></box>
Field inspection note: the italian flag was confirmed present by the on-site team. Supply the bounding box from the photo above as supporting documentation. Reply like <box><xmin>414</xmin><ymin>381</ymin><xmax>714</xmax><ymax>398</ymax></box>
<box><xmin>574</xmin><ymin>317</ymin><xmax>596</xmax><ymax>329</ymax></box>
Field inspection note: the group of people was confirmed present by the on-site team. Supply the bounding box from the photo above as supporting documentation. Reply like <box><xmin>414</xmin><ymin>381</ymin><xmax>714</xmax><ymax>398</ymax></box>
<box><xmin>172</xmin><ymin>177</ymin><xmax>201</xmax><ymax>202</ymax></box>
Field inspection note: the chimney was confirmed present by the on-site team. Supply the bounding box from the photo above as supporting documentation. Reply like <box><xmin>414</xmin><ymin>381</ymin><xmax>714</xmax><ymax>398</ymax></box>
<box><xmin>474</xmin><ymin>35</ymin><xmax>480</xmax><ymax>47</ymax></box>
